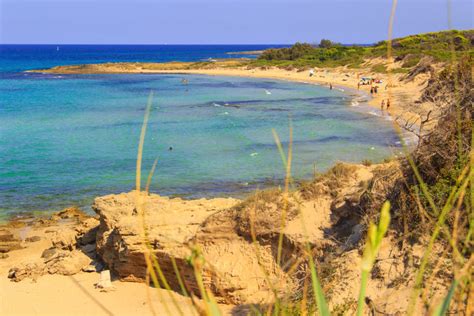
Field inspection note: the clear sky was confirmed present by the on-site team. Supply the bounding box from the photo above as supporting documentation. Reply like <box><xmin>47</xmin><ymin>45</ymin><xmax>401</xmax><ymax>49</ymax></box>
<box><xmin>0</xmin><ymin>0</ymin><xmax>472</xmax><ymax>44</ymax></box>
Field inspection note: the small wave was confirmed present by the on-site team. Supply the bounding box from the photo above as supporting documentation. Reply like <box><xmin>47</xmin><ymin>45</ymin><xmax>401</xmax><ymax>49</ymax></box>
<box><xmin>351</xmin><ymin>100</ymin><xmax>360</xmax><ymax>107</ymax></box>
<box><xmin>264</xmin><ymin>89</ymin><xmax>272</xmax><ymax>95</ymax></box>
<box><xmin>337</xmin><ymin>88</ymin><xmax>345</xmax><ymax>92</ymax></box>
<box><xmin>250</xmin><ymin>152</ymin><xmax>258</xmax><ymax>157</ymax></box>
<box><xmin>213</xmin><ymin>103</ymin><xmax>222</xmax><ymax>107</ymax></box>
<box><xmin>368</xmin><ymin>111</ymin><xmax>381</xmax><ymax>117</ymax></box>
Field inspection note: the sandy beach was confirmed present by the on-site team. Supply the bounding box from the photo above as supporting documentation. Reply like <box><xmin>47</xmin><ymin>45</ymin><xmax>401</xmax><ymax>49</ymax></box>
<box><xmin>0</xmin><ymin>206</ymin><xmax>237</xmax><ymax>316</ymax></box>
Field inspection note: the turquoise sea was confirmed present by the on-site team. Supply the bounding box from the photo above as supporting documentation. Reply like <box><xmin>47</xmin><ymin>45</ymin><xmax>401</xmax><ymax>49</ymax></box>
<box><xmin>0</xmin><ymin>45</ymin><xmax>400</xmax><ymax>217</ymax></box>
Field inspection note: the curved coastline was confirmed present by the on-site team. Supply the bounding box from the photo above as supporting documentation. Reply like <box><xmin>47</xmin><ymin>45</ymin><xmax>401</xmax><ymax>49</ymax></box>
<box><xmin>34</xmin><ymin>64</ymin><xmax>420</xmax><ymax>148</ymax></box>
<box><xmin>29</xmin><ymin>61</ymin><xmax>430</xmax><ymax>136</ymax></box>
<box><xmin>2</xmin><ymin>73</ymin><xmax>404</xmax><ymax>218</ymax></box>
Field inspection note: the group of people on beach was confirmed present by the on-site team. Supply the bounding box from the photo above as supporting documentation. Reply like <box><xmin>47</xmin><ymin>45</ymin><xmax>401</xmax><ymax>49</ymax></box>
<box><xmin>370</xmin><ymin>85</ymin><xmax>378</xmax><ymax>95</ymax></box>
<box><xmin>309</xmin><ymin>70</ymin><xmax>391</xmax><ymax>111</ymax></box>
<box><xmin>381</xmin><ymin>99</ymin><xmax>391</xmax><ymax>110</ymax></box>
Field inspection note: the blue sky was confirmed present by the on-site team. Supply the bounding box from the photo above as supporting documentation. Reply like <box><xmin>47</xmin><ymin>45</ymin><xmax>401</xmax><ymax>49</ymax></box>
<box><xmin>0</xmin><ymin>0</ymin><xmax>472</xmax><ymax>44</ymax></box>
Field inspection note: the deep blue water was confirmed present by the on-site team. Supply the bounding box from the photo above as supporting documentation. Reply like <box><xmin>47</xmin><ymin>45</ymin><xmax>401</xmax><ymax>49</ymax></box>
<box><xmin>0</xmin><ymin>44</ymin><xmax>286</xmax><ymax>72</ymax></box>
<box><xmin>0</xmin><ymin>45</ymin><xmax>399</xmax><ymax>217</ymax></box>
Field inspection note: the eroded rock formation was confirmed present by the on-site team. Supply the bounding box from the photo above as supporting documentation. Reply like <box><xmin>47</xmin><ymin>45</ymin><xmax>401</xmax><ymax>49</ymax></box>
<box><xmin>92</xmin><ymin>163</ymin><xmax>377</xmax><ymax>304</ymax></box>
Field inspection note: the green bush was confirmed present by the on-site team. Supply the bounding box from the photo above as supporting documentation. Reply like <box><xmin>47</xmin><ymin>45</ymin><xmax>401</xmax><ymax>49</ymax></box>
<box><xmin>371</xmin><ymin>64</ymin><xmax>387</xmax><ymax>73</ymax></box>
<box><xmin>254</xmin><ymin>30</ymin><xmax>474</xmax><ymax>69</ymax></box>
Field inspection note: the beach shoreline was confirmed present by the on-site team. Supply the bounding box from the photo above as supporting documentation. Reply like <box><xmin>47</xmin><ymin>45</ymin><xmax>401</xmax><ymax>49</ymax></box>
<box><xmin>31</xmin><ymin>60</ymin><xmax>436</xmax><ymax>131</ymax></box>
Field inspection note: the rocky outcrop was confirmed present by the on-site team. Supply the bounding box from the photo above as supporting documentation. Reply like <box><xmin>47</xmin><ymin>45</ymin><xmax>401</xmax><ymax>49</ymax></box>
<box><xmin>8</xmin><ymin>249</ymin><xmax>92</xmax><ymax>282</ymax></box>
<box><xmin>92</xmin><ymin>185</ymin><xmax>344</xmax><ymax>304</ymax></box>
<box><xmin>6</xmin><ymin>207</ymin><xmax>101</xmax><ymax>282</ymax></box>
<box><xmin>93</xmin><ymin>192</ymin><xmax>257</xmax><ymax>303</ymax></box>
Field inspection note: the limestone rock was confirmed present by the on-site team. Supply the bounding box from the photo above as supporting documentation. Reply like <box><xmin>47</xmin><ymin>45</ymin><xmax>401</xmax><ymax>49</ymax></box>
<box><xmin>25</xmin><ymin>236</ymin><xmax>41</xmax><ymax>243</ymax></box>
<box><xmin>8</xmin><ymin>263</ymin><xmax>44</xmax><ymax>282</ymax></box>
<box><xmin>41</xmin><ymin>247</ymin><xmax>58</xmax><ymax>260</ymax></box>
<box><xmin>93</xmin><ymin>191</ymin><xmax>301</xmax><ymax>304</ymax></box>
<box><xmin>51</xmin><ymin>229</ymin><xmax>78</xmax><ymax>250</ymax></box>
<box><xmin>50</xmin><ymin>207</ymin><xmax>88</xmax><ymax>222</ymax></box>
<box><xmin>9</xmin><ymin>249</ymin><xmax>91</xmax><ymax>282</ymax></box>
<box><xmin>49</xmin><ymin>250</ymin><xmax>91</xmax><ymax>275</ymax></box>
<box><xmin>77</xmin><ymin>218</ymin><xmax>99</xmax><ymax>245</ymax></box>
<box><xmin>0</xmin><ymin>229</ymin><xmax>22</xmax><ymax>253</ymax></box>
<box><xmin>80</xmin><ymin>243</ymin><xmax>96</xmax><ymax>255</ymax></box>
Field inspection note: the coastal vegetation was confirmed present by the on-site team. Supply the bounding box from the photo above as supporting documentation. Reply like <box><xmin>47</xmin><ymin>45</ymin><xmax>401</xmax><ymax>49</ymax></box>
<box><xmin>251</xmin><ymin>30</ymin><xmax>474</xmax><ymax>70</ymax></box>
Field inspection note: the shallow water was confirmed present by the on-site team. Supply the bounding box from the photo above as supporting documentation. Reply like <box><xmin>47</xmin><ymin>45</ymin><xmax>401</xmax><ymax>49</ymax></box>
<box><xmin>0</xmin><ymin>45</ymin><xmax>401</xmax><ymax>217</ymax></box>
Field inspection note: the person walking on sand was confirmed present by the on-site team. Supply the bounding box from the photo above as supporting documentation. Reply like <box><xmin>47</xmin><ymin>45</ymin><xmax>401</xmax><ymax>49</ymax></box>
<box><xmin>386</xmin><ymin>99</ymin><xmax>391</xmax><ymax>110</ymax></box>
<box><xmin>329</xmin><ymin>83</ymin><xmax>333</xmax><ymax>90</ymax></box>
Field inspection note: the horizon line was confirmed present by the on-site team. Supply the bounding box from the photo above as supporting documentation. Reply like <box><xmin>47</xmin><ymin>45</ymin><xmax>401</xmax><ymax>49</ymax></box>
<box><xmin>0</xmin><ymin>42</ymin><xmax>375</xmax><ymax>46</ymax></box>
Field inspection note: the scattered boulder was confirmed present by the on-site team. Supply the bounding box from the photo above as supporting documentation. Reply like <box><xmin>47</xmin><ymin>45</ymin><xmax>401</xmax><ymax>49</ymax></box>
<box><xmin>9</xmin><ymin>249</ymin><xmax>92</xmax><ymax>281</ymax></box>
<box><xmin>82</xmin><ymin>264</ymin><xmax>96</xmax><ymax>273</ymax></box>
<box><xmin>51</xmin><ymin>229</ymin><xmax>78</xmax><ymax>251</ymax></box>
<box><xmin>25</xmin><ymin>236</ymin><xmax>41</xmax><ymax>243</ymax></box>
<box><xmin>0</xmin><ymin>229</ymin><xmax>22</xmax><ymax>253</ymax></box>
<box><xmin>8</xmin><ymin>263</ymin><xmax>44</xmax><ymax>282</ymax></box>
<box><xmin>41</xmin><ymin>247</ymin><xmax>58</xmax><ymax>260</ymax></box>
<box><xmin>5</xmin><ymin>211</ymin><xmax>100</xmax><ymax>282</ymax></box>
<box><xmin>50</xmin><ymin>207</ymin><xmax>89</xmax><ymax>222</ymax></box>
<box><xmin>48</xmin><ymin>250</ymin><xmax>91</xmax><ymax>275</ymax></box>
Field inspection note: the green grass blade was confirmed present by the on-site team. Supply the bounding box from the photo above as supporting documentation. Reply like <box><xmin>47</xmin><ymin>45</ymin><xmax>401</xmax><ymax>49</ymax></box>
<box><xmin>431</xmin><ymin>279</ymin><xmax>458</xmax><ymax>316</ymax></box>
<box><xmin>307</xmin><ymin>244</ymin><xmax>330</xmax><ymax>316</ymax></box>
<box><xmin>357</xmin><ymin>201</ymin><xmax>391</xmax><ymax>316</ymax></box>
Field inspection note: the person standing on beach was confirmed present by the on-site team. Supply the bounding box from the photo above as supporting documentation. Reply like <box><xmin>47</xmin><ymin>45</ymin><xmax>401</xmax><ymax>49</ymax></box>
<box><xmin>329</xmin><ymin>83</ymin><xmax>333</xmax><ymax>90</ymax></box>
<box><xmin>386</xmin><ymin>99</ymin><xmax>391</xmax><ymax>110</ymax></box>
